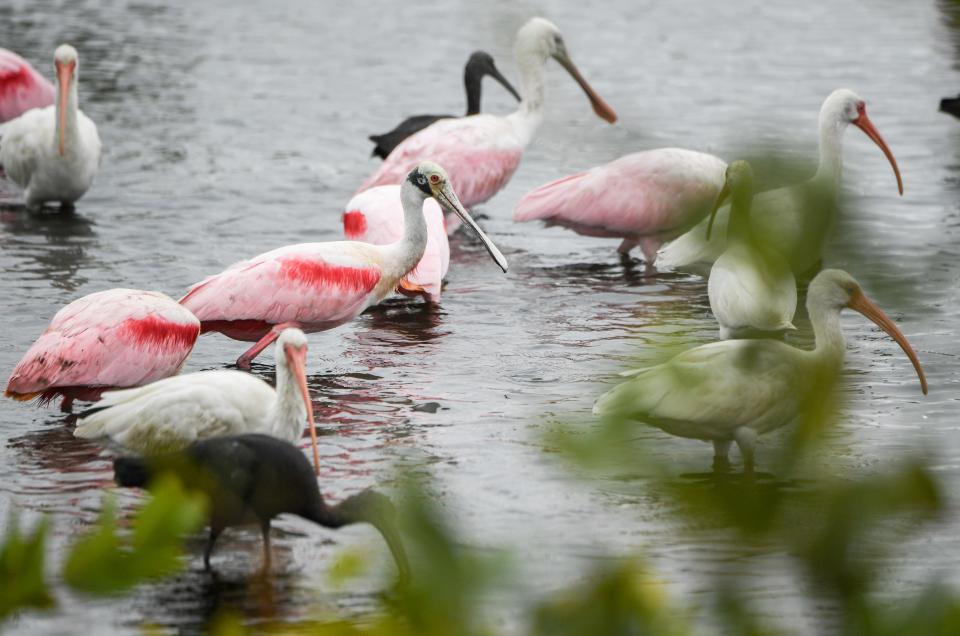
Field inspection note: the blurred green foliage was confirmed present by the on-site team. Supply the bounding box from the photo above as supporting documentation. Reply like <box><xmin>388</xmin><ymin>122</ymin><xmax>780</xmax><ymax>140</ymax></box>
<box><xmin>64</xmin><ymin>475</ymin><xmax>206</xmax><ymax>594</ymax></box>
<box><xmin>0</xmin><ymin>475</ymin><xmax>205</xmax><ymax>623</ymax></box>
<box><xmin>0</xmin><ymin>515</ymin><xmax>53</xmax><ymax>621</ymax></box>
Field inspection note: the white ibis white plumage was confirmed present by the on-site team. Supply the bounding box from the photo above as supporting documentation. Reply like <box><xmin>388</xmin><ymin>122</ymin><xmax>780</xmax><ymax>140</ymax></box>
<box><xmin>594</xmin><ymin>269</ymin><xmax>927</xmax><ymax>469</ymax></box>
<box><xmin>657</xmin><ymin>89</ymin><xmax>903</xmax><ymax>275</ymax></box>
<box><xmin>706</xmin><ymin>161</ymin><xmax>797</xmax><ymax>339</ymax></box>
<box><xmin>0</xmin><ymin>44</ymin><xmax>101</xmax><ymax>210</ymax></box>
<box><xmin>74</xmin><ymin>328</ymin><xmax>320</xmax><ymax>473</ymax></box>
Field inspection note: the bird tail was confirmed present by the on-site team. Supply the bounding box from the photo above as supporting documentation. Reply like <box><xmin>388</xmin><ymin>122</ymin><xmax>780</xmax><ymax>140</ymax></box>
<box><xmin>367</xmin><ymin>135</ymin><xmax>388</xmax><ymax>159</ymax></box>
<box><xmin>512</xmin><ymin>171</ymin><xmax>589</xmax><ymax>223</ymax></box>
<box><xmin>113</xmin><ymin>456</ymin><xmax>152</xmax><ymax>488</ymax></box>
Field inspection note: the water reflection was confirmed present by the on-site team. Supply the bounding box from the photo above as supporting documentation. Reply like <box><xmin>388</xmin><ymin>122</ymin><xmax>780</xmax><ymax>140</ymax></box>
<box><xmin>0</xmin><ymin>207</ymin><xmax>98</xmax><ymax>291</ymax></box>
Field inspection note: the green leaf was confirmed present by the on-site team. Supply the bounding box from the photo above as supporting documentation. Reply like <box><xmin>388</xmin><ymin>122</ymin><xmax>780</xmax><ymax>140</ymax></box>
<box><xmin>64</xmin><ymin>475</ymin><xmax>206</xmax><ymax>596</ymax></box>
<box><xmin>0</xmin><ymin>514</ymin><xmax>54</xmax><ymax>621</ymax></box>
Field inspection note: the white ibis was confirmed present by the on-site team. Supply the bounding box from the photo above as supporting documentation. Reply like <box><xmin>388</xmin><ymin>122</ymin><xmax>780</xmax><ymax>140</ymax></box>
<box><xmin>706</xmin><ymin>161</ymin><xmax>797</xmax><ymax>339</ymax></box>
<box><xmin>0</xmin><ymin>44</ymin><xmax>101</xmax><ymax>210</ymax></box>
<box><xmin>74</xmin><ymin>328</ymin><xmax>320</xmax><ymax>473</ymax></box>
<box><xmin>657</xmin><ymin>89</ymin><xmax>903</xmax><ymax>275</ymax></box>
<box><xmin>594</xmin><ymin>269</ymin><xmax>927</xmax><ymax>469</ymax></box>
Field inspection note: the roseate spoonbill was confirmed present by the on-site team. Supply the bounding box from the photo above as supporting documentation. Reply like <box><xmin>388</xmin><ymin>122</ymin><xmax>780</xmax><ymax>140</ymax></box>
<box><xmin>343</xmin><ymin>185</ymin><xmax>449</xmax><ymax>303</ymax></box>
<box><xmin>657</xmin><ymin>89</ymin><xmax>903</xmax><ymax>275</ymax></box>
<box><xmin>5</xmin><ymin>289</ymin><xmax>200</xmax><ymax>412</ymax></box>
<box><xmin>706</xmin><ymin>161</ymin><xmax>796</xmax><ymax>339</ymax></box>
<box><xmin>368</xmin><ymin>51</ymin><xmax>521</xmax><ymax>160</ymax></box>
<box><xmin>513</xmin><ymin>149</ymin><xmax>727</xmax><ymax>264</ymax></box>
<box><xmin>181</xmin><ymin>162</ymin><xmax>508</xmax><ymax>369</ymax></box>
<box><xmin>74</xmin><ymin>328</ymin><xmax>320</xmax><ymax>474</ymax></box>
<box><xmin>0</xmin><ymin>48</ymin><xmax>54</xmax><ymax>122</ymax></box>
<box><xmin>594</xmin><ymin>269</ymin><xmax>927</xmax><ymax>469</ymax></box>
<box><xmin>358</xmin><ymin>17</ymin><xmax>617</xmax><ymax>208</ymax></box>
<box><xmin>114</xmin><ymin>434</ymin><xmax>409</xmax><ymax>578</ymax></box>
<box><xmin>0</xmin><ymin>45</ymin><xmax>101</xmax><ymax>210</ymax></box>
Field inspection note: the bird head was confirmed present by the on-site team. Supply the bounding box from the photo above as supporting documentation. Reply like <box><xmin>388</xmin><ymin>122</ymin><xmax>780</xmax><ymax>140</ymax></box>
<box><xmin>809</xmin><ymin>269</ymin><xmax>927</xmax><ymax>395</ymax></box>
<box><xmin>406</xmin><ymin>162</ymin><xmax>508</xmax><ymax>272</ymax></box>
<box><xmin>820</xmin><ymin>89</ymin><xmax>902</xmax><ymax>195</ymax></box>
<box><xmin>337</xmin><ymin>489</ymin><xmax>410</xmax><ymax>583</ymax></box>
<box><xmin>514</xmin><ymin>17</ymin><xmax>617</xmax><ymax>124</ymax></box>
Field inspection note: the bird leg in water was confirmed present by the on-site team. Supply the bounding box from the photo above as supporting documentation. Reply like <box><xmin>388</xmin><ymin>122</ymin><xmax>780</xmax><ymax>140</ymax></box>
<box><xmin>616</xmin><ymin>238</ymin><xmax>637</xmax><ymax>255</ymax></box>
<box><xmin>60</xmin><ymin>395</ymin><xmax>74</xmax><ymax>413</ymax></box>
<box><xmin>713</xmin><ymin>439</ymin><xmax>733</xmax><ymax>463</ymax></box>
<box><xmin>733</xmin><ymin>427</ymin><xmax>757</xmax><ymax>473</ymax></box>
<box><xmin>236</xmin><ymin>322</ymin><xmax>303</xmax><ymax>370</ymax></box>
<box><xmin>256</xmin><ymin>520</ymin><xmax>272</xmax><ymax>577</ymax></box>
<box><xmin>204</xmin><ymin>525</ymin><xmax>223</xmax><ymax>571</ymax></box>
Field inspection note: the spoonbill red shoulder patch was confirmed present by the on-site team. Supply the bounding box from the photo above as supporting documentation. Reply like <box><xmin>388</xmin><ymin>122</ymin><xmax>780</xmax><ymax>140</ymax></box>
<box><xmin>278</xmin><ymin>258</ymin><xmax>380</xmax><ymax>294</ymax></box>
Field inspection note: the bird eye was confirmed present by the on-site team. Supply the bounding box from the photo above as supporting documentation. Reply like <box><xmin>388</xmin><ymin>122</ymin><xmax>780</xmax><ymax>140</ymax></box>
<box><xmin>429</xmin><ymin>174</ymin><xmax>441</xmax><ymax>185</ymax></box>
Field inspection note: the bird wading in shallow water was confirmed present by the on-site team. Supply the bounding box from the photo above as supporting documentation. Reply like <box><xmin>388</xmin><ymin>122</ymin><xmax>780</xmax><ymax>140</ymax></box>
<box><xmin>0</xmin><ymin>44</ymin><xmax>101</xmax><ymax>210</ymax></box>
<box><xmin>113</xmin><ymin>434</ymin><xmax>409</xmax><ymax>578</ymax></box>
<box><xmin>181</xmin><ymin>161</ymin><xmax>507</xmax><ymax>369</ymax></box>
<box><xmin>657</xmin><ymin>89</ymin><xmax>903</xmax><ymax>275</ymax></box>
<box><xmin>513</xmin><ymin>148</ymin><xmax>727</xmax><ymax>265</ymax></box>
<box><xmin>594</xmin><ymin>269</ymin><xmax>927</xmax><ymax>470</ymax></box>
<box><xmin>706</xmin><ymin>161</ymin><xmax>797</xmax><ymax>339</ymax></box>
<box><xmin>343</xmin><ymin>185</ymin><xmax>450</xmax><ymax>303</ymax></box>
<box><xmin>358</xmin><ymin>17</ymin><xmax>617</xmax><ymax>208</ymax></box>
<box><xmin>368</xmin><ymin>50</ymin><xmax>521</xmax><ymax>160</ymax></box>
<box><xmin>74</xmin><ymin>328</ymin><xmax>320</xmax><ymax>474</ymax></box>
<box><xmin>5</xmin><ymin>289</ymin><xmax>200</xmax><ymax>412</ymax></box>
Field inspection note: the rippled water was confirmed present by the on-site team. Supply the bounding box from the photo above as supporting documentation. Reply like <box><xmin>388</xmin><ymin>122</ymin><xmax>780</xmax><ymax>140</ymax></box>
<box><xmin>1</xmin><ymin>0</ymin><xmax>959</xmax><ymax>633</ymax></box>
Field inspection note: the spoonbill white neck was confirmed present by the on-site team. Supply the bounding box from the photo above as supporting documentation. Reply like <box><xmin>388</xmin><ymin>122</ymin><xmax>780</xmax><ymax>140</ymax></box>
<box><xmin>383</xmin><ymin>169</ymin><xmax>432</xmax><ymax>280</ymax></box>
<box><xmin>53</xmin><ymin>44</ymin><xmax>80</xmax><ymax>157</ymax></box>
<box><xmin>507</xmin><ymin>17</ymin><xmax>617</xmax><ymax>146</ymax></box>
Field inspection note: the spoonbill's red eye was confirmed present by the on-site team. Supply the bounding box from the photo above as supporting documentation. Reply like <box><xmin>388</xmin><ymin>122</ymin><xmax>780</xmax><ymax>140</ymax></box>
<box><xmin>429</xmin><ymin>174</ymin><xmax>440</xmax><ymax>185</ymax></box>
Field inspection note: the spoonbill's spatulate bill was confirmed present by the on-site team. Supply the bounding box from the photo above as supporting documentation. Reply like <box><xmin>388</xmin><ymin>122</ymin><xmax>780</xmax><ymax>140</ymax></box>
<box><xmin>5</xmin><ymin>289</ymin><xmax>200</xmax><ymax>412</ymax></box>
<box><xmin>513</xmin><ymin>149</ymin><xmax>727</xmax><ymax>264</ymax></box>
<box><xmin>0</xmin><ymin>44</ymin><xmax>101</xmax><ymax>210</ymax></box>
<box><xmin>0</xmin><ymin>47</ymin><xmax>55</xmax><ymax>122</ymax></box>
<box><xmin>657</xmin><ymin>89</ymin><xmax>903</xmax><ymax>275</ymax></box>
<box><xmin>74</xmin><ymin>328</ymin><xmax>320</xmax><ymax>474</ymax></box>
<box><xmin>181</xmin><ymin>161</ymin><xmax>508</xmax><ymax>369</ymax></box>
<box><xmin>706</xmin><ymin>161</ymin><xmax>797</xmax><ymax>339</ymax></box>
<box><xmin>113</xmin><ymin>434</ymin><xmax>408</xmax><ymax>578</ymax></box>
<box><xmin>594</xmin><ymin>269</ymin><xmax>927</xmax><ymax>469</ymax></box>
<box><xmin>368</xmin><ymin>50</ymin><xmax>521</xmax><ymax>160</ymax></box>
<box><xmin>344</xmin><ymin>185</ymin><xmax>449</xmax><ymax>303</ymax></box>
<box><xmin>358</xmin><ymin>17</ymin><xmax>617</xmax><ymax>208</ymax></box>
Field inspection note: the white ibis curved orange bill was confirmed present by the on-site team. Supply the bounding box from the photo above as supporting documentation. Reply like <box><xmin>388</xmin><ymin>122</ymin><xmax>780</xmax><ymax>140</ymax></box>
<box><xmin>0</xmin><ymin>44</ymin><xmax>101</xmax><ymax>210</ymax></box>
<box><xmin>75</xmin><ymin>328</ymin><xmax>321</xmax><ymax>474</ymax></box>
<box><xmin>658</xmin><ymin>89</ymin><xmax>903</xmax><ymax>275</ymax></box>
<box><xmin>706</xmin><ymin>161</ymin><xmax>797</xmax><ymax>339</ymax></box>
<box><xmin>594</xmin><ymin>269</ymin><xmax>926</xmax><ymax>469</ymax></box>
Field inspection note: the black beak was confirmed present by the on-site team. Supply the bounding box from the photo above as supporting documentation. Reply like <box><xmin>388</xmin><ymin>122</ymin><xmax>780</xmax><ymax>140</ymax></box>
<box><xmin>486</xmin><ymin>62</ymin><xmax>521</xmax><ymax>102</ymax></box>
